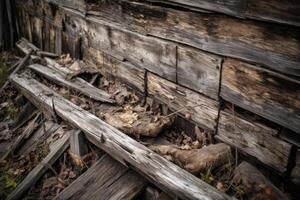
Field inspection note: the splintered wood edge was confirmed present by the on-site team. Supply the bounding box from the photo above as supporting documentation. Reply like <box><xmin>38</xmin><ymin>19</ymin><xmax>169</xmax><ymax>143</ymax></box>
<box><xmin>10</xmin><ymin>73</ymin><xmax>234</xmax><ymax>200</ymax></box>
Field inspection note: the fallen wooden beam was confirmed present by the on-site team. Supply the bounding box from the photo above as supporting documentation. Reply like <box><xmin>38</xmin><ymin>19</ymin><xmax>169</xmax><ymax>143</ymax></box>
<box><xmin>28</xmin><ymin>64</ymin><xmax>115</xmax><ymax>103</ymax></box>
<box><xmin>7</xmin><ymin>129</ymin><xmax>71</xmax><ymax>200</ymax></box>
<box><xmin>55</xmin><ymin>154</ymin><xmax>147</xmax><ymax>200</ymax></box>
<box><xmin>10</xmin><ymin>73</ymin><xmax>233</xmax><ymax>200</ymax></box>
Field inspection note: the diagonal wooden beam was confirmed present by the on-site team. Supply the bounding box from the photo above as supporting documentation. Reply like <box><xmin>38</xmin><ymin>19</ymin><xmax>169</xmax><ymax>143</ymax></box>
<box><xmin>28</xmin><ymin>64</ymin><xmax>115</xmax><ymax>103</ymax></box>
<box><xmin>10</xmin><ymin>73</ymin><xmax>233</xmax><ymax>200</ymax></box>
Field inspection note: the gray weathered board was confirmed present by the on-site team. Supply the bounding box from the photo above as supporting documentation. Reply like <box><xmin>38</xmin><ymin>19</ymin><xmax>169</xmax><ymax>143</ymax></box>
<box><xmin>86</xmin><ymin>17</ymin><xmax>177</xmax><ymax>81</ymax></box>
<box><xmin>220</xmin><ymin>58</ymin><xmax>300</xmax><ymax>134</ymax></box>
<box><xmin>28</xmin><ymin>64</ymin><xmax>115</xmax><ymax>103</ymax></box>
<box><xmin>147</xmin><ymin>73</ymin><xmax>219</xmax><ymax>131</ymax></box>
<box><xmin>145</xmin><ymin>0</ymin><xmax>300</xmax><ymax>27</ymax></box>
<box><xmin>177</xmin><ymin>46</ymin><xmax>222</xmax><ymax>100</ymax></box>
<box><xmin>83</xmin><ymin>47</ymin><xmax>145</xmax><ymax>92</ymax></box>
<box><xmin>86</xmin><ymin>0</ymin><xmax>300</xmax><ymax>77</ymax></box>
<box><xmin>54</xmin><ymin>155</ymin><xmax>147</xmax><ymax>200</ymax></box>
<box><xmin>7</xmin><ymin>130</ymin><xmax>70</xmax><ymax>200</ymax></box>
<box><xmin>216</xmin><ymin>110</ymin><xmax>292</xmax><ymax>173</ymax></box>
<box><xmin>10</xmin><ymin>73</ymin><xmax>233</xmax><ymax>200</ymax></box>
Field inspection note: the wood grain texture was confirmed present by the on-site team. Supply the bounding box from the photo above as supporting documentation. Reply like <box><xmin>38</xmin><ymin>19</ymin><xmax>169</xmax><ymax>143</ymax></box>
<box><xmin>147</xmin><ymin>73</ymin><xmax>219</xmax><ymax>131</ymax></box>
<box><xmin>45</xmin><ymin>0</ymin><xmax>86</xmax><ymax>12</ymax></box>
<box><xmin>221</xmin><ymin>58</ymin><xmax>300</xmax><ymax>134</ymax></box>
<box><xmin>145</xmin><ymin>0</ymin><xmax>300</xmax><ymax>27</ymax></box>
<box><xmin>216</xmin><ymin>110</ymin><xmax>292</xmax><ymax>173</ymax></box>
<box><xmin>11</xmin><ymin>74</ymin><xmax>233</xmax><ymax>200</ymax></box>
<box><xmin>86</xmin><ymin>17</ymin><xmax>177</xmax><ymax>81</ymax></box>
<box><xmin>87</xmin><ymin>0</ymin><xmax>300</xmax><ymax>77</ymax></box>
<box><xmin>28</xmin><ymin>64</ymin><xmax>115</xmax><ymax>103</ymax></box>
<box><xmin>83</xmin><ymin>47</ymin><xmax>145</xmax><ymax>92</ymax></box>
<box><xmin>177</xmin><ymin>46</ymin><xmax>222</xmax><ymax>100</ymax></box>
<box><xmin>55</xmin><ymin>155</ymin><xmax>147</xmax><ymax>200</ymax></box>
<box><xmin>7</xmin><ymin>130</ymin><xmax>70</xmax><ymax>200</ymax></box>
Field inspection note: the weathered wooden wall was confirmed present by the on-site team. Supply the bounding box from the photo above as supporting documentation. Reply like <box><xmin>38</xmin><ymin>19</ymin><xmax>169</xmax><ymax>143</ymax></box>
<box><xmin>16</xmin><ymin>0</ymin><xmax>300</xmax><ymax>183</ymax></box>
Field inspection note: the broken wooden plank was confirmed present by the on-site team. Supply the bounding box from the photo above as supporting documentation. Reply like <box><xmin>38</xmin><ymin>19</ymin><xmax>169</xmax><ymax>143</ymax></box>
<box><xmin>17</xmin><ymin>121</ymin><xmax>60</xmax><ymax>156</ymax></box>
<box><xmin>83</xmin><ymin>47</ymin><xmax>145</xmax><ymax>92</ymax></box>
<box><xmin>86</xmin><ymin>18</ymin><xmax>177</xmax><ymax>81</ymax></box>
<box><xmin>7</xmin><ymin>130</ymin><xmax>70</xmax><ymax>200</ymax></box>
<box><xmin>145</xmin><ymin>0</ymin><xmax>300</xmax><ymax>27</ymax></box>
<box><xmin>147</xmin><ymin>73</ymin><xmax>219</xmax><ymax>131</ymax></box>
<box><xmin>1</xmin><ymin>112</ymin><xmax>41</xmax><ymax>160</ymax></box>
<box><xmin>233</xmin><ymin>161</ymin><xmax>288</xmax><ymax>200</ymax></box>
<box><xmin>177</xmin><ymin>46</ymin><xmax>222</xmax><ymax>100</ymax></box>
<box><xmin>221</xmin><ymin>58</ymin><xmax>300</xmax><ymax>134</ymax></box>
<box><xmin>70</xmin><ymin>130</ymin><xmax>88</xmax><ymax>157</ymax></box>
<box><xmin>216</xmin><ymin>110</ymin><xmax>292</xmax><ymax>173</ymax></box>
<box><xmin>87</xmin><ymin>0</ymin><xmax>300</xmax><ymax>77</ymax></box>
<box><xmin>28</xmin><ymin>64</ymin><xmax>115</xmax><ymax>103</ymax></box>
<box><xmin>10</xmin><ymin>74</ymin><xmax>233</xmax><ymax>200</ymax></box>
<box><xmin>55</xmin><ymin>155</ymin><xmax>147</xmax><ymax>200</ymax></box>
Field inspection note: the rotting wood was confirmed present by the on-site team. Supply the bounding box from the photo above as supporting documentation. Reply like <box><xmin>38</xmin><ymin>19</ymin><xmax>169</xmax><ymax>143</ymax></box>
<box><xmin>147</xmin><ymin>73</ymin><xmax>219</xmax><ymax>131</ymax></box>
<box><xmin>55</xmin><ymin>155</ymin><xmax>147</xmax><ymax>200</ymax></box>
<box><xmin>17</xmin><ymin>121</ymin><xmax>60</xmax><ymax>156</ymax></box>
<box><xmin>145</xmin><ymin>0</ymin><xmax>300</xmax><ymax>27</ymax></box>
<box><xmin>150</xmin><ymin>143</ymin><xmax>232</xmax><ymax>174</ymax></box>
<box><xmin>1</xmin><ymin>112</ymin><xmax>41</xmax><ymax>160</ymax></box>
<box><xmin>83</xmin><ymin>47</ymin><xmax>145</xmax><ymax>92</ymax></box>
<box><xmin>12</xmin><ymin>101</ymin><xmax>36</xmax><ymax>129</ymax></box>
<box><xmin>10</xmin><ymin>73</ymin><xmax>233</xmax><ymax>200</ymax></box>
<box><xmin>221</xmin><ymin>58</ymin><xmax>300</xmax><ymax>134</ymax></box>
<box><xmin>7</xmin><ymin>129</ymin><xmax>70</xmax><ymax>200</ymax></box>
<box><xmin>28</xmin><ymin>64</ymin><xmax>115</xmax><ymax>103</ymax></box>
<box><xmin>177</xmin><ymin>46</ymin><xmax>222</xmax><ymax>100</ymax></box>
<box><xmin>233</xmin><ymin>162</ymin><xmax>288</xmax><ymax>200</ymax></box>
<box><xmin>216</xmin><ymin>110</ymin><xmax>292</xmax><ymax>173</ymax></box>
<box><xmin>86</xmin><ymin>17</ymin><xmax>177</xmax><ymax>81</ymax></box>
<box><xmin>86</xmin><ymin>0</ymin><xmax>300</xmax><ymax>77</ymax></box>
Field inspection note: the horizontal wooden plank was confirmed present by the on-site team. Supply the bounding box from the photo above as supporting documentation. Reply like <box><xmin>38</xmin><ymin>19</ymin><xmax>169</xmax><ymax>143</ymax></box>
<box><xmin>177</xmin><ymin>46</ymin><xmax>222</xmax><ymax>100</ymax></box>
<box><xmin>146</xmin><ymin>0</ymin><xmax>300</xmax><ymax>27</ymax></box>
<box><xmin>147</xmin><ymin>73</ymin><xmax>219</xmax><ymax>131</ymax></box>
<box><xmin>86</xmin><ymin>17</ymin><xmax>177</xmax><ymax>81</ymax></box>
<box><xmin>216</xmin><ymin>110</ymin><xmax>292</xmax><ymax>173</ymax></box>
<box><xmin>83</xmin><ymin>47</ymin><xmax>145</xmax><ymax>92</ymax></box>
<box><xmin>87</xmin><ymin>0</ymin><xmax>300</xmax><ymax>77</ymax></box>
<box><xmin>10</xmin><ymin>74</ymin><xmax>233</xmax><ymax>200</ymax></box>
<box><xmin>221</xmin><ymin>58</ymin><xmax>300</xmax><ymax>134</ymax></box>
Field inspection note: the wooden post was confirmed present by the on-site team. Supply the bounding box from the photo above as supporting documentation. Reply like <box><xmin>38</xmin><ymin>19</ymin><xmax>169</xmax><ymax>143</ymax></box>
<box><xmin>70</xmin><ymin>130</ymin><xmax>88</xmax><ymax>157</ymax></box>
